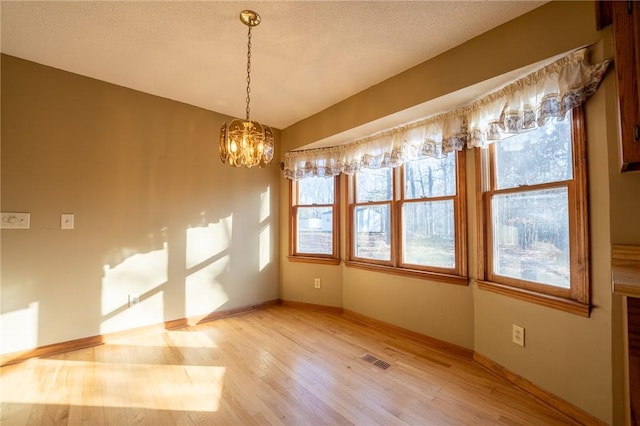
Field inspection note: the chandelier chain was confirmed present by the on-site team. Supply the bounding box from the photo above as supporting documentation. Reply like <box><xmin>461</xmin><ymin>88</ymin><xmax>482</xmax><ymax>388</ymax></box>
<box><xmin>245</xmin><ymin>26</ymin><xmax>252</xmax><ymax>121</ymax></box>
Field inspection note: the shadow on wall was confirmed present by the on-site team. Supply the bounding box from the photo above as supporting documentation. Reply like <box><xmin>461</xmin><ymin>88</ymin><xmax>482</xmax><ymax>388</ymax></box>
<box><xmin>0</xmin><ymin>55</ymin><xmax>280</xmax><ymax>356</ymax></box>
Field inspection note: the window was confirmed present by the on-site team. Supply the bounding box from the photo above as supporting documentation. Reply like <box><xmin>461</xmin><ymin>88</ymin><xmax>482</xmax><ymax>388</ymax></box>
<box><xmin>289</xmin><ymin>176</ymin><xmax>340</xmax><ymax>264</ymax></box>
<box><xmin>476</xmin><ymin>107</ymin><xmax>590</xmax><ymax>316</ymax></box>
<box><xmin>347</xmin><ymin>152</ymin><xmax>467</xmax><ymax>284</ymax></box>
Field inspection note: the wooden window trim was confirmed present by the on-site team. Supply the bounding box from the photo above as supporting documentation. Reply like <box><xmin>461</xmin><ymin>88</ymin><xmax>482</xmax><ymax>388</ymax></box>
<box><xmin>347</xmin><ymin>151</ymin><xmax>467</xmax><ymax>281</ymax></box>
<box><xmin>287</xmin><ymin>255</ymin><xmax>341</xmax><ymax>265</ymax></box>
<box><xmin>476</xmin><ymin>280</ymin><xmax>590</xmax><ymax>317</ymax></box>
<box><xmin>476</xmin><ymin>107</ymin><xmax>591</xmax><ymax>316</ymax></box>
<box><xmin>288</xmin><ymin>176</ymin><xmax>340</xmax><ymax>263</ymax></box>
<box><xmin>345</xmin><ymin>260</ymin><xmax>469</xmax><ymax>286</ymax></box>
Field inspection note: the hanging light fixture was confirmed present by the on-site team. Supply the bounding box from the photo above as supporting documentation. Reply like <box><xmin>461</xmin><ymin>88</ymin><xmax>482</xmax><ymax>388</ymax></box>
<box><xmin>220</xmin><ymin>10</ymin><xmax>274</xmax><ymax>168</ymax></box>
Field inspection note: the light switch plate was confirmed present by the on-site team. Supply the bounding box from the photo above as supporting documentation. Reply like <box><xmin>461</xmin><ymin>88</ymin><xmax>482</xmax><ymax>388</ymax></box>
<box><xmin>61</xmin><ymin>214</ymin><xmax>74</xmax><ymax>230</ymax></box>
<box><xmin>1</xmin><ymin>212</ymin><xmax>30</xmax><ymax>229</ymax></box>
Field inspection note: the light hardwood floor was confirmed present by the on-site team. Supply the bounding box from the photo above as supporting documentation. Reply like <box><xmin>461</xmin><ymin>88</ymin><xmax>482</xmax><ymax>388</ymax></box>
<box><xmin>1</xmin><ymin>306</ymin><xmax>580</xmax><ymax>425</ymax></box>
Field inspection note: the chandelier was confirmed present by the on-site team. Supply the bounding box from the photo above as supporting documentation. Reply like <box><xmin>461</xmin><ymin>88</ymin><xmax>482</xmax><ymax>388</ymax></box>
<box><xmin>219</xmin><ymin>10</ymin><xmax>274</xmax><ymax>168</ymax></box>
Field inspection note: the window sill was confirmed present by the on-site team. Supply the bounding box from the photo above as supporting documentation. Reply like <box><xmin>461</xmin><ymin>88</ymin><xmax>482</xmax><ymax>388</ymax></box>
<box><xmin>476</xmin><ymin>280</ymin><xmax>591</xmax><ymax>317</ymax></box>
<box><xmin>345</xmin><ymin>260</ymin><xmax>468</xmax><ymax>286</ymax></box>
<box><xmin>288</xmin><ymin>255</ymin><xmax>341</xmax><ymax>266</ymax></box>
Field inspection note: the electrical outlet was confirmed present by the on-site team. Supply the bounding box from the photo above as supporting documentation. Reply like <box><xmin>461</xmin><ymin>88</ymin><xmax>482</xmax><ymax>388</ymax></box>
<box><xmin>314</xmin><ymin>278</ymin><xmax>321</xmax><ymax>289</ymax></box>
<box><xmin>129</xmin><ymin>294</ymin><xmax>140</xmax><ymax>307</ymax></box>
<box><xmin>512</xmin><ymin>324</ymin><xmax>525</xmax><ymax>347</ymax></box>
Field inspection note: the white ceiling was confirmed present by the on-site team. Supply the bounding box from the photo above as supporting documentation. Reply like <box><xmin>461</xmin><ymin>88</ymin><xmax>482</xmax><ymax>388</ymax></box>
<box><xmin>1</xmin><ymin>1</ymin><xmax>546</xmax><ymax>131</ymax></box>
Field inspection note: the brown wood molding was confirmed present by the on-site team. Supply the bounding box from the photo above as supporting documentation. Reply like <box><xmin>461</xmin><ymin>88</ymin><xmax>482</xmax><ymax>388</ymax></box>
<box><xmin>198</xmin><ymin>299</ymin><xmax>281</xmax><ymax>323</ymax></box>
<box><xmin>281</xmin><ymin>299</ymin><xmax>343</xmax><ymax>313</ymax></box>
<box><xmin>344</xmin><ymin>260</ymin><xmax>469</xmax><ymax>286</ymax></box>
<box><xmin>287</xmin><ymin>255</ymin><xmax>341</xmax><ymax>265</ymax></box>
<box><xmin>0</xmin><ymin>334</ymin><xmax>105</xmax><ymax>367</ymax></box>
<box><xmin>474</xmin><ymin>352</ymin><xmax>607</xmax><ymax>426</ymax></box>
<box><xmin>0</xmin><ymin>299</ymin><xmax>282</xmax><ymax>367</ymax></box>
<box><xmin>343</xmin><ymin>308</ymin><xmax>473</xmax><ymax>359</ymax></box>
<box><xmin>477</xmin><ymin>280</ymin><xmax>591</xmax><ymax>317</ymax></box>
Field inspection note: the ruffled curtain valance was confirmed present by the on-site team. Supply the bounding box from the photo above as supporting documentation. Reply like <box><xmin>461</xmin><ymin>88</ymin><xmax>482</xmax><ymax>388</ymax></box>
<box><xmin>283</xmin><ymin>48</ymin><xmax>610</xmax><ymax>180</ymax></box>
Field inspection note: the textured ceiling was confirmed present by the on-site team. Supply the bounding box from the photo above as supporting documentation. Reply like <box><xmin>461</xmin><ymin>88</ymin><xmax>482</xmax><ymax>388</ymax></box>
<box><xmin>1</xmin><ymin>1</ymin><xmax>546</xmax><ymax>130</ymax></box>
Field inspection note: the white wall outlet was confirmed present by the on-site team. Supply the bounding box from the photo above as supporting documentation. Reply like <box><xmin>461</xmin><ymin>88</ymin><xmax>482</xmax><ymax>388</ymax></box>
<box><xmin>61</xmin><ymin>213</ymin><xmax>74</xmax><ymax>230</ymax></box>
<box><xmin>314</xmin><ymin>278</ymin><xmax>321</xmax><ymax>289</ymax></box>
<box><xmin>129</xmin><ymin>294</ymin><xmax>140</xmax><ymax>307</ymax></box>
<box><xmin>512</xmin><ymin>324</ymin><xmax>525</xmax><ymax>347</ymax></box>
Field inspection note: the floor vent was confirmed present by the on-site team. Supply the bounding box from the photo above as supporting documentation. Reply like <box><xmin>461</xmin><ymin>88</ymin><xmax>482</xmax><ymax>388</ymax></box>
<box><xmin>360</xmin><ymin>353</ymin><xmax>377</xmax><ymax>363</ymax></box>
<box><xmin>360</xmin><ymin>353</ymin><xmax>391</xmax><ymax>370</ymax></box>
<box><xmin>373</xmin><ymin>359</ymin><xmax>391</xmax><ymax>370</ymax></box>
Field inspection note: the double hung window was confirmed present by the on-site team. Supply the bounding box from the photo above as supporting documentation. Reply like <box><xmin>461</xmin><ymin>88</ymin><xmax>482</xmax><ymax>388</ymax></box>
<box><xmin>289</xmin><ymin>176</ymin><xmax>340</xmax><ymax>263</ymax></box>
<box><xmin>348</xmin><ymin>152</ymin><xmax>467</xmax><ymax>283</ymax></box>
<box><xmin>477</xmin><ymin>107</ymin><xmax>590</xmax><ymax>315</ymax></box>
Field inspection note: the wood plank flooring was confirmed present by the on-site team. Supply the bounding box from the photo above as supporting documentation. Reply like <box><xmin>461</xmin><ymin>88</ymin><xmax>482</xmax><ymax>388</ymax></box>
<box><xmin>1</xmin><ymin>306</ymin><xmax>580</xmax><ymax>425</ymax></box>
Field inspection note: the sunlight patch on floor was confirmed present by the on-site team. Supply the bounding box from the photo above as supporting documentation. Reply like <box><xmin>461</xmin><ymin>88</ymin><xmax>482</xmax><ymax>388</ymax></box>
<box><xmin>0</xmin><ymin>359</ymin><xmax>225</xmax><ymax>412</ymax></box>
<box><xmin>107</xmin><ymin>330</ymin><xmax>219</xmax><ymax>349</ymax></box>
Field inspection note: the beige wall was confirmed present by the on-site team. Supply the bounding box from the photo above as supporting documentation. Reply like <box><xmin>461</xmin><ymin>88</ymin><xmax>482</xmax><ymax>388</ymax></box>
<box><xmin>3</xmin><ymin>1</ymin><xmax>639</xmax><ymax>424</ymax></box>
<box><xmin>279</xmin><ymin>2</ymin><xmax>637</xmax><ymax>424</ymax></box>
<box><xmin>1</xmin><ymin>55</ymin><xmax>281</xmax><ymax>352</ymax></box>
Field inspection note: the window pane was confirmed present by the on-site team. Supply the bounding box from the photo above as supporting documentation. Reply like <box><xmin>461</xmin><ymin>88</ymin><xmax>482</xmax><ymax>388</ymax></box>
<box><xmin>492</xmin><ymin>187</ymin><xmax>569</xmax><ymax>288</ymax></box>
<box><xmin>297</xmin><ymin>206</ymin><xmax>333</xmax><ymax>254</ymax></box>
<box><xmin>402</xmin><ymin>200</ymin><xmax>455</xmax><ymax>268</ymax></box>
<box><xmin>356</xmin><ymin>168</ymin><xmax>392</xmax><ymax>202</ymax></box>
<box><xmin>495</xmin><ymin>119</ymin><xmax>572</xmax><ymax>190</ymax></box>
<box><xmin>404</xmin><ymin>155</ymin><xmax>456</xmax><ymax>199</ymax></box>
<box><xmin>354</xmin><ymin>204</ymin><xmax>391</xmax><ymax>260</ymax></box>
<box><xmin>299</xmin><ymin>176</ymin><xmax>334</xmax><ymax>205</ymax></box>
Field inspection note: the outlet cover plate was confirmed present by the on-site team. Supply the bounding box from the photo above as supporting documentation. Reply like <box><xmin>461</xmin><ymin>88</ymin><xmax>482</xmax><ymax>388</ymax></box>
<box><xmin>129</xmin><ymin>294</ymin><xmax>140</xmax><ymax>307</ymax></box>
<box><xmin>512</xmin><ymin>324</ymin><xmax>525</xmax><ymax>347</ymax></box>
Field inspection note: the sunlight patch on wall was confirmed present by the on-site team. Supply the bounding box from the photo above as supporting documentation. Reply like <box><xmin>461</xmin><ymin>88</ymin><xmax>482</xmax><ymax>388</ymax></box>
<box><xmin>184</xmin><ymin>217</ymin><xmax>232</xmax><ymax>317</ymax></box>
<box><xmin>259</xmin><ymin>224</ymin><xmax>271</xmax><ymax>271</ymax></box>
<box><xmin>101</xmin><ymin>243</ymin><xmax>168</xmax><ymax>317</ymax></box>
<box><xmin>101</xmin><ymin>291</ymin><xmax>165</xmax><ymax>335</ymax></box>
<box><xmin>100</xmin><ymin>243</ymin><xmax>168</xmax><ymax>334</ymax></box>
<box><xmin>186</xmin><ymin>216</ymin><xmax>232</xmax><ymax>269</ymax></box>
<box><xmin>0</xmin><ymin>302</ymin><xmax>39</xmax><ymax>355</ymax></box>
<box><xmin>185</xmin><ymin>257</ymin><xmax>230</xmax><ymax>318</ymax></box>
<box><xmin>0</xmin><ymin>359</ymin><xmax>225</xmax><ymax>412</ymax></box>
<box><xmin>260</xmin><ymin>185</ymin><xmax>270</xmax><ymax>223</ymax></box>
<box><xmin>259</xmin><ymin>186</ymin><xmax>272</xmax><ymax>271</ymax></box>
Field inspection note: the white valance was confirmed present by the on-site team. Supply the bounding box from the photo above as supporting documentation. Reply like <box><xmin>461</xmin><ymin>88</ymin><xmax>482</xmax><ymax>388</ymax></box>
<box><xmin>283</xmin><ymin>48</ymin><xmax>610</xmax><ymax>180</ymax></box>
